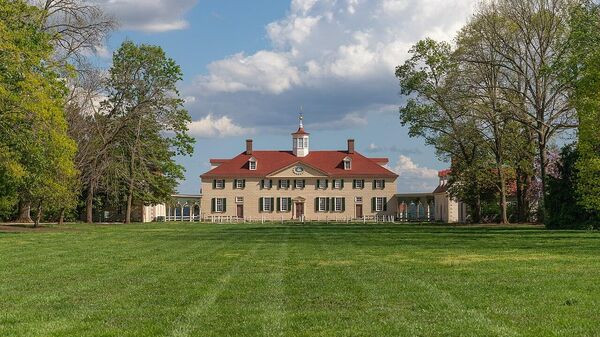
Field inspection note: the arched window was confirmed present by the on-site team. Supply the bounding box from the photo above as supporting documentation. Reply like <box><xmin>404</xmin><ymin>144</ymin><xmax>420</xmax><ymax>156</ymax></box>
<box><xmin>343</xmin><ymin>157</ymin><xmax>352</xmax><ymax>170</ymax></box>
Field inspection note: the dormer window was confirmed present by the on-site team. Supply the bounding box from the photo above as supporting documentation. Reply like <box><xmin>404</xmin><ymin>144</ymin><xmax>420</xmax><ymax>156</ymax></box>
<box><xmin>249</xmin><ymin>157</ymin><xmax>257</xmax><ymax>170</ymax></box>
<box><xmin>343</xmin><ymin>157</ymin><xmax>352</xmax><ymax>170</ymax></box>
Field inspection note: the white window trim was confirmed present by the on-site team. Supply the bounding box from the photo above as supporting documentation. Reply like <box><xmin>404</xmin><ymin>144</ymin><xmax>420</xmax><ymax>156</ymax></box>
<box><xmin>317</xmin><ymin>197</ymin><xmax>327</xmax><ymax>212</ymax></box>
<box><xmin>215</xmin><ymin>180</ymin><xmax>225</xmax><ymax>189</ymax></box>
<box><xmin>334</xmin><ymin>197</ymin><xmax>343</xmax><ymax>212</ymax></box>
<box><xmin>374</xmin><ymin>180</ymin><xmax>384</xmax><ymax>189</ymax></box>
<box><xmin>343</xmin><ymin>158</ymin><xmax>352</xmax><ymax>170</ymax></box>
<box><xmin>279</xmin><ymin>197</ymin><xmax>289</xmax><ymax>212</ymax></box>
<box><xmin>375</xmin><ymin>197</ymin><xmax>385</xmax><ymax>212</ymax></box>
<box><xmin>295</xmin><ymin>180</ymin><xmax>304</xmax><ymax>189</ymax></box>
<box><xmin>355</xmin><ymin>196</ymin><xmax>363</xmax><ymax>204</ymax></box>
<box><xmin>216</xmin><ymin>198</ymin><xmax>225</xmax><ymax>213</ymax></box>
<box><xmin>355</xmin><ymin>180</ymin><xmax>364</xmax><ymax>189</ymax></box>
<box><xmin>263</xmin><ymin>197</ymin><xmax>273</xmax><ymax>212</ymax></box>
<box><xmin>262</xmin><ymin>179</ymin><xmax>272</xmax><ymax>189</ymax></box>
<box><xmin>333</xmin><ymin>179</ymin><xmax>342</xmax><ymax>189</ymax></box>
<box><xmin>249</xmin><ymin>159</ymin><xmax>257</xmax><ymax>170</ymax></box>
<box><xmin>280</xmin><ymin>180</ymin><xmax>289</xmax><ymax>189</ymax></box>
<box><xmin>235</xmin><ymin>180</ymin><xmax>244</xmax><ymax>189</ymax></box>
<box><xmin>235</xmin><ymin>197</ymin><xmax>244</xmax><ymax>204</ymax></box>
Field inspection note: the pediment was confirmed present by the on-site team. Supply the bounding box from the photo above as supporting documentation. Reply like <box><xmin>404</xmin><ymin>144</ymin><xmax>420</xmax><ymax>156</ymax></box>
<box><xmin>267</xmin><ymin>161</ymin><xmax>328</xmax><ymax>178</ymax></box>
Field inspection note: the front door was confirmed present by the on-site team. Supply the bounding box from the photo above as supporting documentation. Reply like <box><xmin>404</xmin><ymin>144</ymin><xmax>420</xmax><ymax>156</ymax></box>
<box><xmin>356</xmin><ymin>204</ymin><xmax>363</xmax><ymax>218</ymax></box>
<box><xmin>295</xmin><ymin>203</ymin><xmax>304</xmax><ymax>219</ymax></box>
<box><xmin>237</xmin><ymin>204</ymin><xmax>244</xmax><ymax>219</ymax></box>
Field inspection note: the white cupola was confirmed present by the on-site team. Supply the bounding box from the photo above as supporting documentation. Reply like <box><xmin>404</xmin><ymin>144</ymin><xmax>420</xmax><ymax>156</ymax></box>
<box><xmin>292</xmin><ymin>114</ymin><xmax>309</xmax><ymax>157</ymax></box>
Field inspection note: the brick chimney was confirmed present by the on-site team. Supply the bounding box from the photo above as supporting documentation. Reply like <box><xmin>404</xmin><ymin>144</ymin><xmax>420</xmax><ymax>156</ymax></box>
<box><xmin>347</xmin><ymin>139</ymin><xmax>355</xmax><ymax>154</ymax></box>
<box><xmin>246</xmin><ymin>139</ymin><xmax>253</xmax><ymax>155</ymax></box>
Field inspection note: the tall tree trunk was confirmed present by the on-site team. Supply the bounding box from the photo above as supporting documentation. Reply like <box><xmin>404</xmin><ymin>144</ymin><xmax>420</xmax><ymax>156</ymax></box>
<box><xmin>496</xmin><ymin>159</ymin><xmax>508</xmax><ymax>224</ymax></box>
<box><xmin>472</xmin><ymin>194</ymin><xmax>482</xmax><ymax>223</ymax></box>
<box><xmin>86</xmin><ymin>184</ymin><xmax>94</xmax><ymax>223</ymax></box>
<box><xmin>58</xmin><ymin>208</ymin><xmax>65</xmax><ymax>226</ymax></box>
<box><xmin>516</xmin><ymin>169</ymin><xmax>524</xmax><ymax>222</ymax></box>
<box><xmin>537</xmin><ymin>138</ymin><xmax>547</xmax><ymax>223</ymax></box>
<box><xmin>125</xmin><ymin>184</ymin><xmax>133</xmax><ymax>224</ymax></box>
<box><xmin>125</xmin><ymin>118</ymin><xmax>142</xmax><ymax>224</ymax></box>
<box><xmin>34</xmin><ymin>201</ymin><xmax>42</xmax><ymax>228</ymax></box>
<box><xmin>16</xmin><ymin>200</ymin><xmax>33</xmax><ymax>223</ymax></box>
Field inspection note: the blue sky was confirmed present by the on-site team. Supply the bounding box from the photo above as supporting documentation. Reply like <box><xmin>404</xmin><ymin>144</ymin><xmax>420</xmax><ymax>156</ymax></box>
<box><xmin>95</xmin><ymin>0</ymin><xmax>478</xmax><ymax>194</ymax></box>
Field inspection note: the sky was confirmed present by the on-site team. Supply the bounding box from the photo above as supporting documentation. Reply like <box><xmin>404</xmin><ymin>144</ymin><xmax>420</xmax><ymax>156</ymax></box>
<box><xmin>94</xmin><ymin>0</ymin><xmax>478</xmax><ymax>194</ymax></box>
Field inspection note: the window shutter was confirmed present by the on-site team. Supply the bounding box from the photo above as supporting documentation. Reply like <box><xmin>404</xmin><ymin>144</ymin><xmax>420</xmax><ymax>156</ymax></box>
<box><xmin>261</xmin><ymin>180</ymin><xmax>264</xmax><ymax>189</ymax></box>
<box><xmin>382</xmin><ymin>180</ymin><xmax>386</xmax><ymax>189</ymax></box>
<box><xmin>341</xmin><ymin>180</ymin><xmax>344</xmax><ymax>189</ymax></box>
<box><xmin>315</xmin><ymin>198</ymin><xmax>319</xmax><ymax>212</ymax></box>
<box><xmin>233</xmin><ymin>179</ymin><xmax>238</xmax><ymax>189</ymax></box>
<box><xmin>326</xmin><ymin>198</ymin><xmax>330</xmax><ymax>211</ymax></box>
<box><xmin>342</xmin><ymin>198</ymin><xmax>346</xmax><ymax>212</ymax></box>
<box><xmin>302</xmin><ymin>179</ymin><xmax>306</xmax><ymax>187</ymax></box>
<box><xmin>383</xmin><ymin>197</ymin><xmax>388</xmax><ymax>211</ymax></box>
<box><xmin>277</xmin><ymin>198</ymin><xmax>281</xmax><ymax>212</ymax></box>
<box><xmin>259</xmin><ymin>197</ymin><xmax>263</xmax><ymax>212</ymax></box>
<box><xmin>287</xmin><ymin>180</ymin><xmax>290</xmax><ymax>188</ymax></box>
<box><xmin>242</xmin><ymin>180</ymin><xmax>246</xmax><ymax>188</ymax></box>
<box><xmin>331</xmin><ymin>198</ymin><xmax>335</xmax><ymax>211</ymax></box>
<box><xmin>325</xmin><ymin>179</ymin><xmax>329</xmax><ymax>188</ymax></box>
<box><xmin>270</xmin><ymin>198</ymin><xmax>275</xmax><ymax>212</ymax></box>
<box><xmin>270</xmin><ymin>179</ymin><xmax>273</xmax><ymax>188</ymax></box>
<box><xmin>211</xmin><ymin>198</ymin><xmax>215</xmax><ymax>212</ymax></box>
<box><xmin>371</xmin><ymin>197</ymin><xmax>376</xmax><ymax>212</ymax></box>
<box><xmin>293</xmin><ymin>180</ymin><xmax>297</xmax><ymax>189</ymax></box>
<box><xmin>223</xmin><ymin>198</ymin><xmax>227</xmax><ymax>212</ymax></box>
<box><xmin>352</xmin><ymin>180</ymin><xmax>356</xmax><ymax>189</ymax></box>
<box><xmin>372</xmin><ymin>180</ymin><xmax>376</xmax><ymax>190</ymax></box>
<box><xmin>288</xmin><ymin>198</ymin><xmax>292</xmax><ymax>212</ymax></box>
<box><xmin>213</xmin><ymin>180</ymin><xmax>216</xmax><ymax>189</ymax></box>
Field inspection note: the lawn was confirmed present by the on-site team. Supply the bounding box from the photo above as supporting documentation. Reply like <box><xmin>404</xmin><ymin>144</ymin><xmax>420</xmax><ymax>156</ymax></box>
<box><xmin>1</xmin><ymin>223</ymin><xmax>600</xmax><ymax>337</ymax></box>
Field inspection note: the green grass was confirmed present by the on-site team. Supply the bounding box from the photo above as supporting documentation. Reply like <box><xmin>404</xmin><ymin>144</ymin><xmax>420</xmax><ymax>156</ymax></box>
<box><xmin>1</xmin><ymin>223</ymin><xmax>600</xmax><ymax>337</ymax></box>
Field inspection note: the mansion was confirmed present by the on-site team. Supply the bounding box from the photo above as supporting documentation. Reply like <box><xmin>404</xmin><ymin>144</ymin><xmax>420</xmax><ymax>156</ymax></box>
<box><xmin>143</xmin><ymin>117</ymin><xmax>467</xmax><ymax>223</ymax></box>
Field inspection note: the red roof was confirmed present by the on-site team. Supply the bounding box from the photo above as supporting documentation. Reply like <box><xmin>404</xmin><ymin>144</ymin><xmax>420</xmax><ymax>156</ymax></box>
<box><xmin>201</xmin><ymin>151</ymin><xmax>397</xmax><ymax>178</ymax></box>
<box><xmin>292</xmin><ymin>127</ymin><xmax>309</xmax><ymax>135</ymax></box>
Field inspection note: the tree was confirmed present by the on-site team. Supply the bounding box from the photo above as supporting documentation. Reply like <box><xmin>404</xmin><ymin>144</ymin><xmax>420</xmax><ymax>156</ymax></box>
<box><xmin>567</xmin><ymin>1</ymin><xmax>600</xmax><ymax>212</ymax></box>
<box><xmin>101</xmin><ymin>41</ymin><xmax>194</xmax><ymax>223</ymax></box>
<box><xmin>0</xmin><ymin>0</ymin><xmax>78</xmax><ymax>225</ymax></box>
<box><xmin>395</xmin><ymin>39</ymin><xmax>489</xmax><ymax>222</ymax></box>
<box><xmin>473</xmin><ymin>0</ymin><xmax>578</xmax><ymax>221</ymax></box>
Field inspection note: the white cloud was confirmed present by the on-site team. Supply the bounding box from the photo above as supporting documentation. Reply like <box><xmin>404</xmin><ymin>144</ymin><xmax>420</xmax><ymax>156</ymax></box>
<box><xmin>187</xmin><ymin>114</ymin><xmax>254</xmax><ymax>138</ymax></box>
<box><xmin>98</xmin><ymin>0</ymin><xmax>197</xmax><ymax>33</ymax></box>
<box><xmin>393</xmin><ymin>155</ymin><xmax>439</xmax><ymax>192</ymax></box>
<box><xmin>184</xmin><ymin>0</ymin><xmax>476</xmax><ymax>130</ymax></box>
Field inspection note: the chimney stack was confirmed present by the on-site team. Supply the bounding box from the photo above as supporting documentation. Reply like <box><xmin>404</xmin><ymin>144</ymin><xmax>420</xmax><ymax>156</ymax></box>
<box><xmin>347</xmin><ymin>139</ymin><xmax>355</xmax><ymax>154</ymax></box>
<box><xmin>246</xmin><ymin>139</ymin><xmax>253</xmax><ymax>155</ymax></box>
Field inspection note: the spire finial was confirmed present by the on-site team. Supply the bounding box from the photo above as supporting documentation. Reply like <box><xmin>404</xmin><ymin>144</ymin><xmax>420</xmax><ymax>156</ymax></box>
<box><xmin>299</xmin><ymin>106</ymin><xmax>304</xmax><ymax>128</ymax></box>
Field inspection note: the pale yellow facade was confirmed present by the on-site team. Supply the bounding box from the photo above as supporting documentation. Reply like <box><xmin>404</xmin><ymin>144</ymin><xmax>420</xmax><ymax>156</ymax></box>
<box><xmin>201</xmin><ymin>168</ymin><xmax>397</xmax><ymax>220</ymax></box>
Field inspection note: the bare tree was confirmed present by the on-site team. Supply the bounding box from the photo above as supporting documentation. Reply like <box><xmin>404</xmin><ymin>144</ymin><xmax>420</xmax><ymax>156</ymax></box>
<box><xmin>474</xmin><ymin>0</ymin><xmax>578</xmax><ymax>220</ymax></box>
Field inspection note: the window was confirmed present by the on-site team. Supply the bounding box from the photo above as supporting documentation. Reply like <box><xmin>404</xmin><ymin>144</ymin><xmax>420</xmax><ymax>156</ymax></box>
<box><xmin>234</xmin><ymin>179</ymin><xmax>245</xmax><ymax>189</ymax></box>
<box><xmin>235</xmin><ymin>197</ymin><xmax>244</xmax><ymax>204</ymax></box>
<box><xmin>343</xmin><ymin>157</ymin><xmax>352</xmax><ymax>170</ymax></box>
<box><xmin>215</xmin><ymin>198</ymin><xmax>225</xmax><ymax>212</ymax></box>
<box><xmin>375</xmin><ymin>197</ymin><xmax>385</xmax><ymax>212</ymax></box>
<box><xmin>261</xmin><ymin>179</ymin><xmax>272</xmax><ymax>189</ymax></box>
<box><xmin>303</xmin><ymin>138</ymin><xmax>308</xmax><ymax>148</ymax></box>
<box><xmin>354</xmin><ymin>179</ymin><xmax>364</xmax><ymax>189</ymax></box>
<box><xmin>334</xmin><ymin>197</ymin><xmax>344</xmax><ymax>212</ymax></box>
<box><xmin>355</xmin><ymin>197</ymin><xmax>363</xmax><ymax>204</ymax></box>
<box><xmin>214</xmin><ymin>179</ymin><xmax>225</xmax><ymax>189</ymax></box>
<box><xmin>317</xmin><ymin>179</ymin><xmax>327</xmax><ymax>189</ymax></box>
<box><xmin>279</xmin><ymin>180</ymin><xmax>289</xmax><ymax>189</ymax></box>
<box><xmin>263</xmin><ymin>197</ymin><xmax>273</xmax><ymax>212</ymax></box>
<box><xmin>374</xmin><ymin>179</ymin><xmax>385</xmax><ymax>189</ymax></box>
<box><xmin>279</xmin><ymin>197</ymin><xmax>290</xmax><ymax>212</ymax></box>
<box><xmin>333</xmin><ymin>179</ymin><xmax>343</xmax><ymax>189</ymax></box>
<box><xmin>294</xmin><ymin>180</ymin><xmax>305</xmax><ymax>189</ymax></box>
<box><xmin>317</xmin><ymin>197</ymin><xmax>327</xmax><ymax>212</ymax></box>
<box><xmin>249</xmin><ymin>158</ymin><xmax>256</xmax><ymax>170</ymax></box>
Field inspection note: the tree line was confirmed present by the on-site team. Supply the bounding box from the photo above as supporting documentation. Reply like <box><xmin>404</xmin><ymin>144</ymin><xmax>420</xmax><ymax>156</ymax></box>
<box><xmin>0</xmin><ymin>0</ymin><xmax>194</xmax><ymax>226</ymax></box>
<box><xmin>396</xmin><ymin>0</ymin><xmax>599</xmax><ymax>227</ymax></box>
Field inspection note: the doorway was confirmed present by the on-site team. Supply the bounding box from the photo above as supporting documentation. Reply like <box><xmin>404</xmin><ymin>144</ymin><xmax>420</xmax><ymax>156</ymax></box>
<box><xmin>295</xmin><ymin>202</ymin><xmax>304</xmax><ymax>219</ymax></box>
<box><xmin>355</xmin><ymin>204</ymin><xmax>363</xmax><ymax>218</ymax></box>
<box><xmin>237</xmin><ymin>204</ymin><xmax>244</xmax><ymax>219</ymax></box>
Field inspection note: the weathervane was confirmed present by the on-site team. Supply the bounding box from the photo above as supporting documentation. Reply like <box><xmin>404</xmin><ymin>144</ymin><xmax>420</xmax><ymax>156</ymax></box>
<box><xmin>299</xmin><ymin>105</ymin><xmax>304</xmax><ymax>128</ymax></box>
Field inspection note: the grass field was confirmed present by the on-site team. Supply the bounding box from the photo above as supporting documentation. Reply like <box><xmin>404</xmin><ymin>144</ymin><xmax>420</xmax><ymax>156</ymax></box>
<box><xmin>1</xmin><ymin>223</ymin><xmax>600</xmax><ymax>337</ymax></box>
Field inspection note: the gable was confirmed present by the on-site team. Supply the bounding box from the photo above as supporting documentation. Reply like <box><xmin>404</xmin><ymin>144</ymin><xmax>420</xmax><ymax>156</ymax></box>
<box><xmin>268</xmin><ymin>162</ymin><xmax>328</xmax><ymax>178</ymax></box>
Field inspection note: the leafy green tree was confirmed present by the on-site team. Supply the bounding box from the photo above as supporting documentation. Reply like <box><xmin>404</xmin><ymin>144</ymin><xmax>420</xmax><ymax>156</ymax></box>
<box><xmin>396</xmin><ymin>38</ymin><xmax>492</xmax><ymax>222</ymax></box>
<box><xmin>101</xmin><ymin>41</ymin><xmax>194</xmax><ymax>223</ymax></box>
<box><xmin>546</xmin><ymin>145</ymin><xmax>599</xmax><ymax>229</ymax></box>
<box><xmin>567</xmin><ymin>1</ymin><xmax>600</xmax><ymax>212</ymax></box>
<box><xmin>0</xmin><ymin>0</ymin><xmax>78</xmax><ymax>225</ymax></box>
